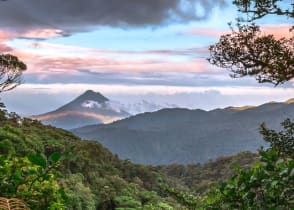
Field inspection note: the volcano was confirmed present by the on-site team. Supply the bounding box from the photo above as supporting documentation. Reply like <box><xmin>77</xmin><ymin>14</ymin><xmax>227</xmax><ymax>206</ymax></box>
<box><xmin>32</xmin><ymin>90</ymin><xmax>130</xmax><ymax>129</ymax></box>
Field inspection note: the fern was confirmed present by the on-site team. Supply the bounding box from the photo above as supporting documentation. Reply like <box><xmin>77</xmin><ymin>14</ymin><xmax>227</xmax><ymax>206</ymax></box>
<box><xmin>0</xmin><ymin>197</ymin><xmax>29</xmax><ymax>210</ymax></box>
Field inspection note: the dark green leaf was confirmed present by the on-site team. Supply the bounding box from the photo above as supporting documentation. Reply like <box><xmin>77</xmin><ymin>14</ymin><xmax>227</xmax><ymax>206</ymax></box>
<box><xmin>28</xmin><ymin>154</ymin><xmax>47</xmax><ymax>168</ymax></box>
<box><xmin>49</xmin><ymin>152</ymin><xmax>61</xmax><ymax>163</ymax></box>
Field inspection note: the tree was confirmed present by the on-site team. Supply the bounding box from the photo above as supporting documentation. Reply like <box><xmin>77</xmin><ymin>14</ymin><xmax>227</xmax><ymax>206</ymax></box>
<box><xmin>233</xmin><ymin>0</ymin><xmax>294</xmax><ymax>21</ymax></box>
<box><xmin>260</xmin><ymin>119</ymin><xmax>294</xmax><ymax>158</ymax></box>
<box><xmin>0</xmin><ymin>54</ymin><xmax>26</xmax><ymax>93</ymax></box>
<box><xmin>208</xmin><ymin>0</ymin><xmax>294</xmax><ymax>85</ymax></box>
<box><xmin>203</xmin><ymin>120</ymin><xmax>294</xmax><ymax>210</ymax></box>
<box><xmin>202</xmin><ymin>2</ymin><xmax>294</xmax><ymax>209</ymax></box>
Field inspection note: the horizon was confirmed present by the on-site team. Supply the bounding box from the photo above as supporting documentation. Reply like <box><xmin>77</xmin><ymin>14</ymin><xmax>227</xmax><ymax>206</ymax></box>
<box><xmin>4</xmin><ymin>89</ymin><xmax>294</xmax><ymax>117</ymax></box>
<box><xmin>0</xmin><ymin>0</ymin><xmax>293</xmax><ymax>115</ymax></box>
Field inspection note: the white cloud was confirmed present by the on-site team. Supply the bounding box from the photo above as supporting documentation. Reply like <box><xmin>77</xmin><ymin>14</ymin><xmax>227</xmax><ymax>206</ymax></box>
<box><xmin>1</xmin><ymin>83</ymin><xmax>293</xmax><ymax>116</ymax></box>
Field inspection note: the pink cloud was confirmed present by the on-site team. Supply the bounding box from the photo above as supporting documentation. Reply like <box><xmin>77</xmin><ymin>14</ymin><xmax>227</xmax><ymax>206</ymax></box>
<box><xmin>0</xmin><ymin>44</ymin><xmax>13</xmax><ymax>52</ymax></box>
<box><xmin>0</xmin><ymin>31</ymin><xmax>17</xmax><ymax>42</ymax></box>
<box><xmin>0</xmin><ymin>29</ymin><xmax>67</xmax><ymax>42</ymax></box>
<box><xmin>99</xmin><ymin>58</ymin><xmax>210</xmax><ymax>73</ymax></box>
<box><xmin>18</xmin><ymin>52</ymin><xmax>211</xmax><ymax>74</ymax></box>
<box><xmin>187</xmin><ymin>27</ymin><xmax>226</xmax><ymax>37</ymax></box>
<box><xmin>29</xmin><ymin>42</ymin><xmax>209</xmax><ymax>57</ymax></box>
<box><xmin>260</xmin><ymin>24</ymin><xmax>293</xmax><ymax>39</ymax></box>
<box><xmin>0</xmin><ymin>28</ymin><xmax>68</xmax><ymax>54</ymax></box>
<box><xmin>20</xmin><ymin>29</ymin><xmax>67</xmax><ymax>39</ymax></box>
<box><xmin>0</xmin><ymin>31</ymin><xmax>17</xmax><ymax>53</ymax></box>
<box><xmin>187</xmin><ymin>24</ymin><xmax>293</xmax><ymax>39</ymax></box>
<box><xmin>0</xmin><ymin>28</ymin><xmax>214</xmax><ymax>78</ymax></box>
<box><xmin>4</xmin><ymin>24</ymin><xmax>291</xmax><ymax>81</ymax></box>
<box><xmin>0</xmin><ymin>34</ymin><xmax>212</xmax><ymax>75</ymax></box>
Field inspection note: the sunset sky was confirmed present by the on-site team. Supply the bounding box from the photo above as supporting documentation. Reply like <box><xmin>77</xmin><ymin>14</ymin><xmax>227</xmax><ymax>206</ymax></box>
<box><xmin>0</xmin><ymin>0</ymin><xmax>293</xmax><ymax>115</ymax></box>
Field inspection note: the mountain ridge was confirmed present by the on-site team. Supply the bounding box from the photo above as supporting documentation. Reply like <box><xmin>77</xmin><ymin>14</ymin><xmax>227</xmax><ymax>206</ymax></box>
<box><xmin>73</xmin><ymin>98</ymin><xmax>294</xmax><ymax>165</ymax></box>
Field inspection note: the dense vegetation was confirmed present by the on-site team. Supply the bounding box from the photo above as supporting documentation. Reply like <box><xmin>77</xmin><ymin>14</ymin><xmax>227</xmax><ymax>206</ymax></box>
<box><xmin>0</xmin><ymin>0</ymin><xmax>293</xmax><ymax>208</ymax></box>
<box><xmin>0</xmin><ymin>107</ymin><xmax>180</xmax><ymax>209</ymax></box>
<box><xmin>0</xmin><ymin>104</ymin><xmax>266</xmax><ymax>210</ymax></box>
<box><xmin>157</xmin><ymin>151</ymin><xmax>259</xmax><ymax>194</ymax></box>
<box><xmin>1</xmin><ymin>103</ymin><xmax>293</xmax><ymax>209</ymax></box>
<box><xmin>163</xmin><ymin>119</ymin><xmax>294</xmax><ymax>210</ymax></box>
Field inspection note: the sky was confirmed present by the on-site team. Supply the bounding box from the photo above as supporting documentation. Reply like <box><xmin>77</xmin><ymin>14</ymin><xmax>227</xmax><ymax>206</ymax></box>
<box><xmin>0</xmin><ymin>0</ymin><xmax>293</xmax><ymax>116</ymax></box>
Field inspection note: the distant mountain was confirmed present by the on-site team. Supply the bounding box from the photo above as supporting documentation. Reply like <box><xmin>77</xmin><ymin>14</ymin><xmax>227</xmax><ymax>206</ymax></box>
<box><xmin>32</xmin><ymin>90</ymin><xmax>130</xmax><ymax>129</ymax></box>
<box><xmin>73</xmin><ymin>98</ymin><xmax>294</xmax><ymax>165</ymax></box>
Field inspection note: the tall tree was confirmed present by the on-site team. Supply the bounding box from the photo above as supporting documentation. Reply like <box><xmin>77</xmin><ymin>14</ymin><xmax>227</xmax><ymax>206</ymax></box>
<box><xmin>208</xmin><ymin>0</ymin><xmax>294</xmax><ymax>85</ymax></box>
<box><xmin>0</xmin><ymin>54</ymin><xmax>26</xmax><ymax>93</ymax></box>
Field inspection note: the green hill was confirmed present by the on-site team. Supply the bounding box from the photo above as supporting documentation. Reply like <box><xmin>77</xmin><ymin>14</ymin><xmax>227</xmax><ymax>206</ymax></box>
<box><xmin>0</xmin><ymin>108</ymin><xmax>263</xmax><ymax>210</ymax></box>
<box><xmin>0</xmin><ymin>108</ymin><xmax>181</xmax><ymax>209</ymax></box>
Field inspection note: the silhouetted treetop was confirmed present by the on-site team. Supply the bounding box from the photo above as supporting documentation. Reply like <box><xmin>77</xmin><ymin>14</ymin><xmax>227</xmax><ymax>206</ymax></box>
<box><xmin>233</xmin><ymin>0</ymin><xmax>294</xmax><ymax>21</ymax></box>
<box><xmin>209</xmin><ymin>0</ymin><xmax>294</xmax><ymax>85</ymax></box>
<box><xmin>208</xmin><ymin>23</ymin><xmax>294</xmax><ymax>85</ymax></box>
<box><xmin>0</xmin><ymin>54</ymin><xmax>26</xmax><ymax>93</ymax></box>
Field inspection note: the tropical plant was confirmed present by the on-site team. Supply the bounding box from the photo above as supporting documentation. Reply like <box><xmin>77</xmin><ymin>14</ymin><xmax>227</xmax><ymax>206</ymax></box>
<box><xmin>0</xmin><ymin>151</ymin><xmax>66</xmax><ymax>210</ymax></box>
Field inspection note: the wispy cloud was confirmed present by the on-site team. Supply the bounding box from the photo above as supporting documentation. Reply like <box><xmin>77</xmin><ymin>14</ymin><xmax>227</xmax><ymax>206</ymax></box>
<box><xmin>4</xmin><ymin>36</ymin><xmax>213</xmax><ymax>76</ymax></box>
<box><xmin>27</xmin><ymin>41</ymin><xmax>209</xmax><ymax>57</ymax></box>
<box><xmin>20</xmin><ymin>55</ymin><xmax>211</xmax><ymax>74</ymax></box>
<box><xmin>6</xmin><ymin>83</ymin><xmax>294</xmax><ymax>96</ymax></box>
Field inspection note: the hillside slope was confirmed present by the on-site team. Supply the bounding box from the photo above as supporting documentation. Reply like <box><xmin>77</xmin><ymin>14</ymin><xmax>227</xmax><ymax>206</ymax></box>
<box><xmin>73</xmin><ymin>99</ymin><xmax>294</xmax><ymax>164</ymax></box>
<box><xmin>0</xmin><ymin>107</ymin><xmax>259</xmax><ymax>209</ymax></box>
<box><xmin>0</xmin><ymin>109</ymin><xmax>180</xmax><ymax>209</ymax></box>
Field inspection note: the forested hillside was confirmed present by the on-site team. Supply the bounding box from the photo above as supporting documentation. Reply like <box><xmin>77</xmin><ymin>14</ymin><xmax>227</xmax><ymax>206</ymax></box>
<box><xmin>2</xmin><ymin>105</ymin><xmax>293</xmax><ymax>209</ymax></box>
<box><xmin>73</xmin><ymin>100</ymin><xmax>294</xmax><ymax>164</ymax></box>
<box><xmin>0</xmin><ymin>107</ymin><xmax>178</xmax><ymax>209</ymax></box>
<box><xmin>157</xmin><ymin>151</ymin><xmax>259</xmax><ymax>193</ymax></box>
<box><xmin>0</xmin><ymin>1</ymin><xmax>293</xmax><ymax>208</ymax></box>
<box><xmin>0</xmin><ymin>105</ymin><xmax>264</xmax><ymax>209</ymax></box>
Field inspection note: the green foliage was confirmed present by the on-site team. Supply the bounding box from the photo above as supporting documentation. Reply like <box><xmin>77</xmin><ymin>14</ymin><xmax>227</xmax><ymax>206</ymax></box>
<box><xmin>160</xmin><ymin>184</ymin><xmax>200</xmax><ymax>209</ymax></box>
<box><xmin>2</xmin><ymin>106</ymin><xmax>292</xmax><ymax>210</ymax></box>
<box><xmin>158</xmin><ymin>151</ymin><xmax>258</xmax><ymax>194</ymax></box>
<box><xmin>160</xmin><ymin>119</ymin><xmax>294</xmax><ymax>209</ymax></box>
<box><xmin>113</xmin><ymin>183</ymin><xmax>178</xmax><ymax>210</ymax></box>
<box><xmin>60</xmin><ymin>174</ymin><xmax>96</xmax><ymax>210</ymax></box>
<box><xmin>204</xmin><ymin>148</ymin><xmax>293</xmax><ymax>209</ymax></box>
<box><xmin>115</xmin><ymin>195</ymin><xmax>142</xmax><ymax>209</ymax></box>
<box><xmin>0</xmin><ymin>109</ymin><xmax>188</xmax><ymax>209</ymax></box>
<box><xmin>207</xmin><ymin>5</ymin><xmax>294</xmax><ymax>207</ymax></box>
<box><xmin>0</xmin><ymin>153</ymin><xmax>65</xmax><ymax>209</ymax></box>
<box><xmin>260</xmin><ymin>119</ymin><xmax>294</xmax><ymax>158</ymax></box>
<box><xmin>202</xmin><ymin>120</ymin><xmax>294</xmax><ymax>210</ymax></box>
